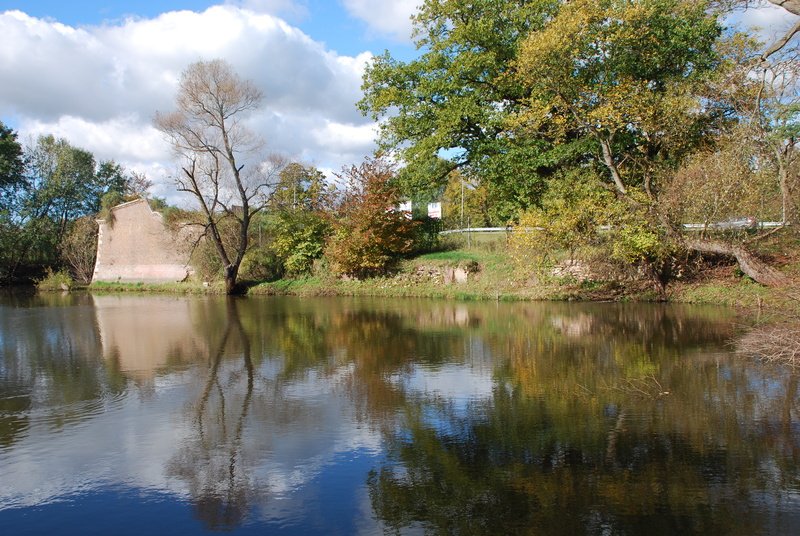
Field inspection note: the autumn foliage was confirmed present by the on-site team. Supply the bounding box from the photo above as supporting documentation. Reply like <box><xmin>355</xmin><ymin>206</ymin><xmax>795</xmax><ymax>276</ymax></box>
<box><xmin>325</xmin><ymin>157</ymin><xmax>418</xmax><ymax>278</ymax></box>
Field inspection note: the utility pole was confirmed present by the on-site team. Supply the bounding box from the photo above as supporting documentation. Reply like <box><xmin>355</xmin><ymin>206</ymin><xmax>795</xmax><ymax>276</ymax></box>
<box><xmin>460</xmin><ymin>177</ymin><xmax>465</xmax><ymax>230</ymax></box>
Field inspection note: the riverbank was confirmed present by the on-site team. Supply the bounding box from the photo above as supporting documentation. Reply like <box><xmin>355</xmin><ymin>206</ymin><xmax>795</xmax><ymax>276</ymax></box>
<box><xmin>43</xmin><ymin>234</ymin><xmax>800</xmax><ymax>318</ymax></box>
<box><xmin>248</xmin><ymin>247</ymin><xmax>800</xmax><ymax>318</ymax></box>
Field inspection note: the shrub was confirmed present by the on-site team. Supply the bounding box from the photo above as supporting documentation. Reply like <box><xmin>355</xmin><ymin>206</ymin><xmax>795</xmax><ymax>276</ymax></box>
<box><xmin>325</xmin><ymin>156</ymin><xmax>419</xmax><ymax>278</ymax></box>
<box><xmin>240</xmin><ymin>246</ymin><xmax>284</xmax><ymax>282</ymax></box>
<box><xmin>509</xmin><ymin>171</ymin><xmax>676</xmax><ymax>292</ymax></box>
<box><xmin>271</xmin><ymin>210</ymin><xmax>330</xmax><ymax>275</ymax></box>
<box><xmin>509</xmin><ymin>171</ymin><xmax>613</xmax><ymax>271</ymax></box>
<box><xmin>36</xmin><ymin>268</ymin><xmax>73</xmax><ymax>291</ymax></box>
<box><xmin>410</xmin><ymin>216</ymin><xmax>442</xmax><ymax>255</ymax></box>
<box><xmin>60</xmin><ymin>215</ymin><xmax>98</xmax><ymax>283</ymax></box>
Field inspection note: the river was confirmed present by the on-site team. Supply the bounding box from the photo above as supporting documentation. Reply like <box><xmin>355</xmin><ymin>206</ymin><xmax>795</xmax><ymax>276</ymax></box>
<box><xmin>0</xmin><ymin>292</ymin><xmax>798</xmax><ymax>535</ymax></box>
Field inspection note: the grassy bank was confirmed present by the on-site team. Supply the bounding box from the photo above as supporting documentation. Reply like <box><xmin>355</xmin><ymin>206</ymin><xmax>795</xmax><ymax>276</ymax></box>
<box><xmin>670</xmin><ymin>232</ymin><xmax>800</xmax><ymax>318</ymax></box>
<box><xmin>251</xmin><ymin>248</ymin><xmax>541</xmax><ymax>301</ymax></box>
<box><xmin>89</xmin><ymin>280</ymin><xmax>228</xmax><ymax>294</ymax></box>
<box><xmin>251</xmin><ymin>233</ymin><xmax>800</xmax><ymax>317</ymax></box>
<box><xmin>250</xmin><ymin>249</ymin><xmax>649</xmax><ymax>302</ymax></box>
<box><xmin>66</xmin><ymin>231</ymin><xmax>798</xmax><ymax>318</ymax></box>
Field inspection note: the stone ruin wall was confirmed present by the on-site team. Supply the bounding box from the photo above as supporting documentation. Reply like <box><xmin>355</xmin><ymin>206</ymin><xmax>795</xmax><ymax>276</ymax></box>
<box><xmin>92</xmin><ymin>198</ymin><xmax>195</xmax><ymax>283</ymax></box>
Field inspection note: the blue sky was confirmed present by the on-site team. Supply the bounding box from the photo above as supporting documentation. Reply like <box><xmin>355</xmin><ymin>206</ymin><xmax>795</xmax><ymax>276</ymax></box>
<box><xmin>0</xmin><ymin>0</ymin><xmax>423</xmax><ymax>202</ymax></box>
<box><xmin>0</xmin><ymin>1</ymin><xmax>795</xmax><ymax>203</ymax></box>
<box><xmin>0</xmin><ymin>0</ymin><xmax>418</xmax><ymax>57</ymax></box>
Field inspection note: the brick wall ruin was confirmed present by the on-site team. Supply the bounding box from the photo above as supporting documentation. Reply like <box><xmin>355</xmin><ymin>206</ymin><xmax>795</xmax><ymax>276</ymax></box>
<box><xmin>92</xmin><ymin>198</ymin><xmax>194</xmax><ymax>283</ymax></box>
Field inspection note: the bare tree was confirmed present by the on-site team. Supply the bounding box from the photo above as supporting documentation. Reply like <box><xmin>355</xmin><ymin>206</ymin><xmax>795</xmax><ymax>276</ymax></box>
<box><xmin>125</xmin><ymin>170</ymin><xmax>153</xmax><ymax>198</ymax></box>
<box><xmin>155</xmin><ymin>59</ymin><xmax>282</xmax><ymax>294</ymax></box>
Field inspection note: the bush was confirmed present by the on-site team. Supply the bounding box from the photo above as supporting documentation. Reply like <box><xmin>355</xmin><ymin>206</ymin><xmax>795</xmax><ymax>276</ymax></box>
<box><xmin>325</xmin><ymin>156</ymin><xmax>420</xmax><ymax>278</ymax></box>
<box><xmin>190</xmin><ymin>235</ymin><xmax>224</xmax><ymax>281</ymax></box>
<box><xmin>410</xmin><ymin>216</ymin><xmax>442</xmax><ymax>255</ymax></box>
<box><xmin>509</xmin><ymin>171</ymin><xmax>613</xmax><ymax>272</ymax></box>
<box><xmin>508</xmin><ymin>171</ymin><xmax>676</xmax><ymax>292</ymax></box>
<box><xmin>271</xmin><ymin>210</ymin><xmax>330</xmax><ymax>275</ymax></box>
<box><xmin>240</xmin><ymin>246</ymin><xmax>284</xmax><ymax>282</ymax></box>
<box><xmin>60</xmin><ymin>215</ymin><xmax>98</xmax><ymax>283</ymax></box>
<box><xmin>36</xmin><ymin>268</ymin><xmax>73</xmax><ymax>291</ymax></box>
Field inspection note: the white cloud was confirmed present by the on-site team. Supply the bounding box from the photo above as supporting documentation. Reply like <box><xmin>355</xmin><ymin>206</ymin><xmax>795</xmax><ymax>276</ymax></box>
<box><xmin>0</xmin><ymin>6</ymin><xmax>378</xmax><ymax>204</ymax></box>
<box><xmin>312</xmin><ymin>120</ymin><xmax>377</xmax><ymax>152</ymax></box>
<box><xmin>341</xmin><ymin>0</ymin><xmax>421</xmax><ymax>42</ymax></box>
<box><xmin>22</xmin><ymin>115</ymin><xmax>168</xmax><ymax>163</ymax></box>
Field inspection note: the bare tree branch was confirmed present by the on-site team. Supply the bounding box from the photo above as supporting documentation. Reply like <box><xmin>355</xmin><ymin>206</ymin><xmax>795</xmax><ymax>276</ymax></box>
<box><xmin>762</xmin><ymin>18</ymin><xmax>800</xmax><ymax>60</ymax></box>
<box><xmin>155</xmin><ymin>59</ymin><xmax>285</xmax><ymax>294</ymax></box>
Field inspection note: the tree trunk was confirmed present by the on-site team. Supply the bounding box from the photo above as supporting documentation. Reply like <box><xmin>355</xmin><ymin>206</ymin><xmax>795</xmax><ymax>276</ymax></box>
<box><xmin>685</xmin><ymin>238</ymin><xmax>790</xmax><ymax>287</ymax></box>
<box><xmin>599</xmin><ymin>136</ymin><xmax>627</xmax><ymax>195</ymax></box>
<box><xmin>774</xmin><ymin>143</ymin><xmax>797</xmax><ymax>225</ymax></box>
<box><xmin>224</xmin><ymin>264</ymin><xmax>239</xmax><ymax>295</ymax></box>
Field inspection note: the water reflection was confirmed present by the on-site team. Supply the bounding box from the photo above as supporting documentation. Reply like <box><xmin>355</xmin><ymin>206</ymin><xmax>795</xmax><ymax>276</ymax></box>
<box><xmin>0</xmin><ymin>294</ymin><xmax>798</xmax><ymax>534</ymax></box>
<box><xmin>94</xmin><ymin>295</ymin><xmax>208</xmax><ymax>381</ymax></box>
<box><xmin>167</xmin><ymin>298</ymin><xmax>254</xmax><ymax>530</ymax></box>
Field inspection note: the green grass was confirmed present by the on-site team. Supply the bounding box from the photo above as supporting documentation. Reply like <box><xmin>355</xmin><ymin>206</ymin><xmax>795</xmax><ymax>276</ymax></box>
<box><xmin>416</xmin><ymin>250</ymin><xmax>483</xmax><ymax>263</ymax></box>
<box><xmin>249</xmin><ymin>248</ymin><xmax>557</xmax><ymax>301</ymax></box>
<box><xmin>672</xmin><ymin>278</ymin><xmax>799</xmax><ymax>318</ymax></box>
<box><xmin>89</xmin><ymin>280</ymin><xmax>227</xmax><ymax>294</ymax></box>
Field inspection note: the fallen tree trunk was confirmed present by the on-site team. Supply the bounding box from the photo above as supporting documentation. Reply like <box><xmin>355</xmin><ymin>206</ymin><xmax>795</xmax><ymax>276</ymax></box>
<box><xmin>685</xmin><ymin>238</ymin><xmax>790</xmax><ymax>287</ymax></box>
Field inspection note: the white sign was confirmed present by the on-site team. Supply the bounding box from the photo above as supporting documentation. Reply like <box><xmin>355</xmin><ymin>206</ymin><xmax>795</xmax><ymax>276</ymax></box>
<box><xmin>427</xmin><ymin>202</ymin><xmax>442</xmax><ymax>219</ymax></box>
<box><xmin>398</xmin><ymin>201</ymin><xmax>412</xmax><ymax>219</ymax></box>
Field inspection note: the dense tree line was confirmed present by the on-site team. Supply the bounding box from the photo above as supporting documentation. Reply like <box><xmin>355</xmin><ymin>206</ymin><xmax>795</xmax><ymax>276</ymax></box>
<box><xmin>361</xmin><ymin>0</ymin><xmax>799</xmax><ymax>291</ymax></box>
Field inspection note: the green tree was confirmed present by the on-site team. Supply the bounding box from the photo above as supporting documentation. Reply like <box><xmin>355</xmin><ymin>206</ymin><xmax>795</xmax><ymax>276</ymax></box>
<box><xmin>510</xmin><ymin>0</ymin><xmax>791</xmax><ymax>288</ymax></box>
<box><xmin>506</xmin><ymin>0</ymin><xmax>722</xmax><ymax>290</ymax></box>
<box><xmin>514</xmin><ymin>0</ymin><xmax>720</xmax><ymax>196</ymax></box>
<box><xmin>270</xmin><ymin>211</ymin><xmax>330</xmax><ymax>275</ymax></box>
<box><xmin>60</xmin><ymin>215</ymin><xmax>99</xmax><ymax>284</ymax></box>
<box><xmin>269</xmin><ymin>162</ymin><xmax>330</xmax><ymax>212</ymax></box>
<box><xmin>26</xmin><ymin>135</ymin><xmax>98</xmax><ymax>247</ymax></box>
<box><xmin>0</xmin><ymin>121</ymin><xmax>25</xmax><ymax>191</ymax></box>
<box><xmin>264</xmin><ymin>163</ymin><xmax>333</xmax><ymax>275</ymax></box>
<box><xmin>1</xmin><ymin>133</ymin><xmax>130</xmax><ymax>283</ymax></box>
<box><xmin>26</xmin><ymin>136</ymin><xmax>128</xmax><ymax>242</ymax></box>
<box><xmin>359</xmin><ymin>0</ymin><xmax>565</xmax><ymax>221</ymax></box>
<box><xmin>509</xmin><ymin>170</ymin><xmax>616</xmax><ymax>270</ymax></box>
<box><xmin>0</xmin><ymin>122</ymin><xmax>28</xmax><ymax>282</ymax></box>
<box><xmin>441</xmin><ymin>169</ymin><xmax>491</xmax><ymax>229</ymax></box>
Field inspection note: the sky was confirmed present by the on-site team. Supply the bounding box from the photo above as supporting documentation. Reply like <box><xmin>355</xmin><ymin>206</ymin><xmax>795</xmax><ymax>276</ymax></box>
<box><xmin>0</xmin><ymin>1</ymin><xmax>796</xmax><ymax>204</ymax></box>
<box><xmin>0</xmin><ymin>0</ymin><xmax>420</xmax><ymax>203</ymax></box>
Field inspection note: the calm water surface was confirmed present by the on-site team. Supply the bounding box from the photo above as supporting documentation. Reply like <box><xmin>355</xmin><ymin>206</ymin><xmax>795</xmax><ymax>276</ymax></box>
<box><xmin>0</xmin><ymin>292</ymin><xmax>798</xmax><ymax>535</ymax></box>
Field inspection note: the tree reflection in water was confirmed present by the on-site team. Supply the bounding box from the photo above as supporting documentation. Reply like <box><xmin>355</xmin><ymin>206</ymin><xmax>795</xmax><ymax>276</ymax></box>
<box><xmin>0</xmin><ymin>292</ymin><xmax>124</xmax><ymax>449</ymax></box>
<box><xmin>80</xmin><ymin>296</ymin><xmax>799</xmax><ymax>534</ymax></box>
<box><xmin>156</xmin><ymin>300</ymin><xmax>800</xmax><ymax>534</ymax></box>
<box><xmin>168</xmin><ymin>298</ymin><xmax>254</xmax><ymax>530</ymax></box>
<box><xmin>361</xmin><ymin>303</ymin><xmax>800</xmax><ymax>535</ymax></box>
<box><xmin>159</xmin><ymin>300</ymin><xmax>800</xmax><ymax>534</ymax></box>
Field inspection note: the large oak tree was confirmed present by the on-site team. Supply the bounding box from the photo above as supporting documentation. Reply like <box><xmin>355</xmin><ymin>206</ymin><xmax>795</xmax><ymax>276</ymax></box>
<box><xmin>360</xmin><ymin>0</ymin><xmax>565</xmax><ymax>222</ymax></box>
